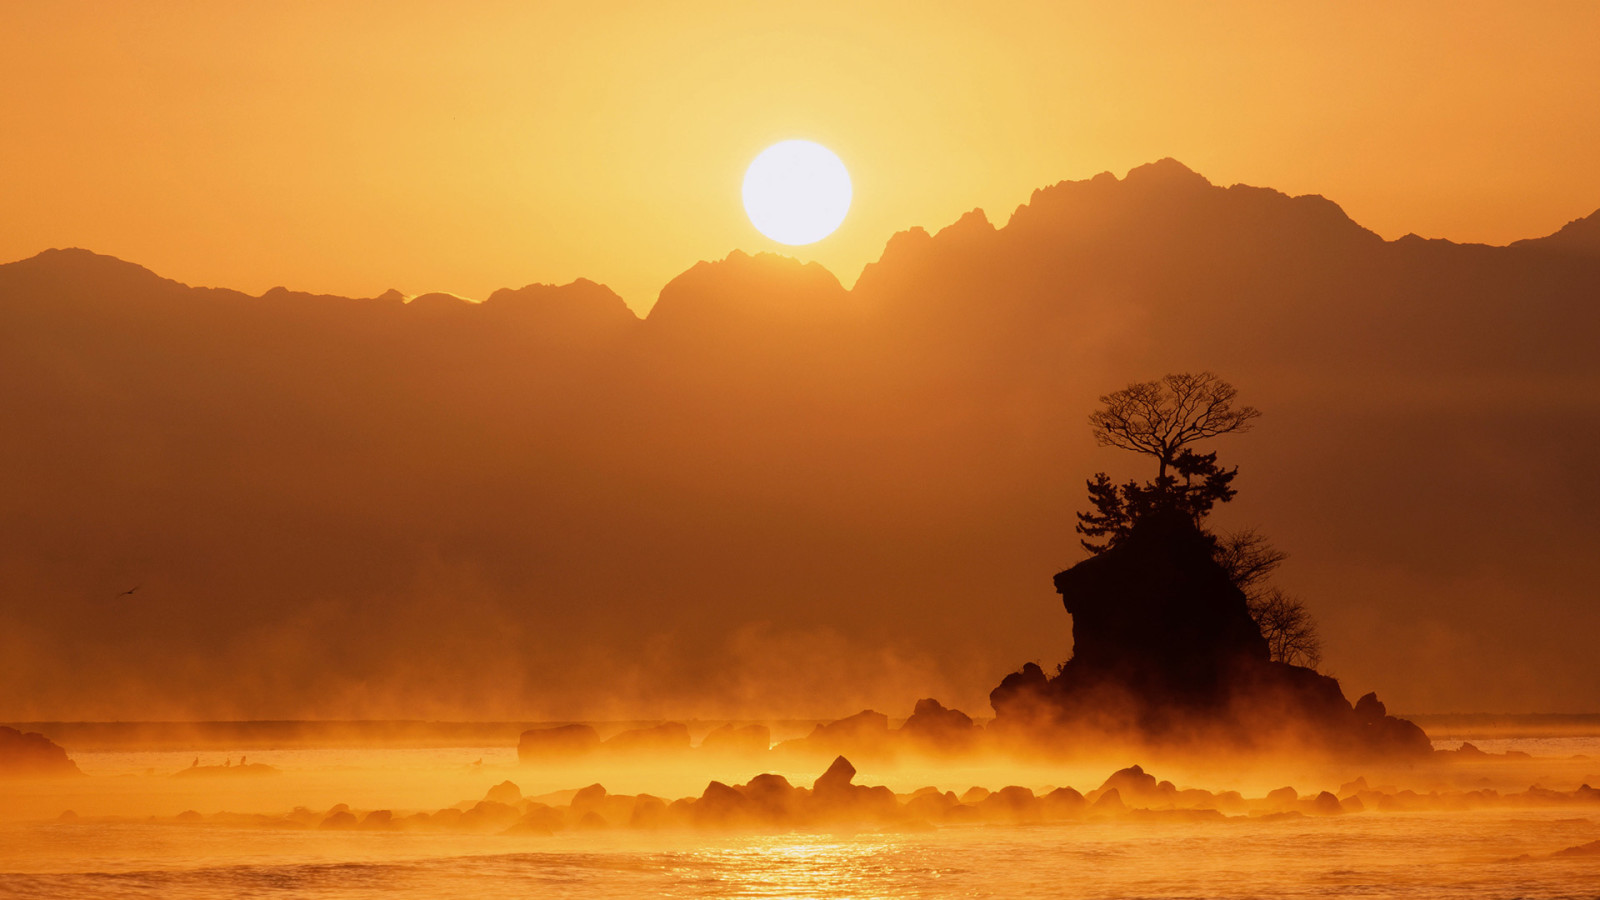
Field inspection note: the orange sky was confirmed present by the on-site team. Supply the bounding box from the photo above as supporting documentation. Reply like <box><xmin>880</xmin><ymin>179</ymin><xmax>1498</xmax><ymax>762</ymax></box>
<box><xmin>3</xmin><ymin>1</ymin><xmax>1599</xmax><ymax>311</ymax></box>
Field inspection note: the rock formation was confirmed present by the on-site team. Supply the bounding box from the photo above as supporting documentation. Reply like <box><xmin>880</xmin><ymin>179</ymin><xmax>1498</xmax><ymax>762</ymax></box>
<box><xmin>898</xmin><ymin>698</ymin><xmax>979</xmax><ymax>752</ymax></box>
<box><xmin>991</xmin><ymin>512</ymin><xmax>1432</xmax><ymax>757</ymax></box>
<box><xmin>699</xmin><ymin>723</ymin><xmax>772</xmax><ymax>755</ymax></box>
<box><xmin>517</xmin><ymin>723</ymin><xmax>602</xmax><ymax>761</ymax></box>
<box><xmin>0</xmin><ymin>726</ymin><xmax>81</xmax><ymax>777</ymax></box>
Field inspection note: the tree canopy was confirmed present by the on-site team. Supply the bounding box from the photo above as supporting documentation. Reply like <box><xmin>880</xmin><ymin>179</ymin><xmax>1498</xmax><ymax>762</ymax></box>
<box><xmin>1076</xmin><ymin>373</ymin><xmax>1258</xmax><ymax>551</ymax></box>
<box><xmin>1089</xmin><ymin>372</ymin><xmax>1261</xmax><ymax>478</ymax></box>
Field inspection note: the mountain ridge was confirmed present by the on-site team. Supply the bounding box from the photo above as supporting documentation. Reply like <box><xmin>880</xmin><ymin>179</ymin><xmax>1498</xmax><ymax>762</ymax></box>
<box><xmin>8</xmin><ymin>159</ymin><xmax>1595</xmax><ymax>315</ymax></box>
<box><xmin>3</xmin><ymin>161</ymin><xmax>1599</xmax><ymax>721</ymax></box>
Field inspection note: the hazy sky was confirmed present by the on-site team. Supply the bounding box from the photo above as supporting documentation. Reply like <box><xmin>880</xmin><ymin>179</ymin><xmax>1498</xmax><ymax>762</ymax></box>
<box><xmin>4</xmin><ymin>1</ymin><xmax>1599</xmax><ymax>310</ymax></box>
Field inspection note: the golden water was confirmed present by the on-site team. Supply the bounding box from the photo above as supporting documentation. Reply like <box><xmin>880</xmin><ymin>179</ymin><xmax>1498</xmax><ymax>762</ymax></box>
<box><xmin>2</xmin><ymin>731</ymin><xmax>1596</xmax><ymax>898</ymax></box>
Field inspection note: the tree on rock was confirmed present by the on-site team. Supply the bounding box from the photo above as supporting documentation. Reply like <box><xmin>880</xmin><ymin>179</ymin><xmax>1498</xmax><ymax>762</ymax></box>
<box><xmin>1077</xmin><ymin>373</ymin><xmax>1258</xmax><ymax>552</ymax></box>
<box><xmin>1250</xmin><ymin>588</ymin><xmax>1322</xmax><ymax>668</ymax></box>
<box><xmin>1074</xmin><ymin>374</ymin><xmax>1323</xmax><ymax>667</ymax></box>
<box><xmin>1088</xmin><ymin>372</ymin><xmax>1261</xmax><ymax>479</ymax></box>
<box><xmin>1214</xmin><ymin>528</ymin><xmax>1322</xmax><ymax>667</ymax></box>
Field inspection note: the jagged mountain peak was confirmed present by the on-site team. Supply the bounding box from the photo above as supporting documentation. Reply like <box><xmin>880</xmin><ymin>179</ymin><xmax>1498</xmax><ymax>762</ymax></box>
<box><xmin>1512</xmin><ymin>208</ymin><xmax>1600</xmax><ymax>255</ymax></box>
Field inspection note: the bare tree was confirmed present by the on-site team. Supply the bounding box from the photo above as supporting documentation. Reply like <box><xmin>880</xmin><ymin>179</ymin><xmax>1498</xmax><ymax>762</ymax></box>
<box><xmin>1214</xmin><ymin>529</ymin><xmax>1322</xmax><ymax>668</ymax></box>
<box><xmin>1089</xmin><ymin>372</ymin><xmax>1262</xmax><ymax>479</ymax></box>
<box><xmin>1249</xmin><ymin>588</ymin><xmax>1323</xmax><ymax>668</ymax></box>
<box><xmin>1214</xmin><ymin>527</ymin><xmax>1287</xmax><ymax>596</ymax></box>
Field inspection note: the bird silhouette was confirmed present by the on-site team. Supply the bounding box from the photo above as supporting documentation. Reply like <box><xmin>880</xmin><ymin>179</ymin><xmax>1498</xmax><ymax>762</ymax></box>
<box><xmin>116</xmin><ymin>586</ymin><xmax>141</xmax><ymax>599</ymax></box>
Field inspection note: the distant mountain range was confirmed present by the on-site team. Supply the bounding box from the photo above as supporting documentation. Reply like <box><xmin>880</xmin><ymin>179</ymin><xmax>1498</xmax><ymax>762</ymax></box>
<box><xmin>3</xmin><ymin>159</ymin><xmax>1597</xmax><ymax>721</ymax></box>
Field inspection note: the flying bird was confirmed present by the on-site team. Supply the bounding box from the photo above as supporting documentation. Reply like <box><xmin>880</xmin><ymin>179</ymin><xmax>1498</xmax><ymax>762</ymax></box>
<box><xmin>116</xmin><ymin>586</ymin><xmax>141</xmax><ymax>599</ymax></box>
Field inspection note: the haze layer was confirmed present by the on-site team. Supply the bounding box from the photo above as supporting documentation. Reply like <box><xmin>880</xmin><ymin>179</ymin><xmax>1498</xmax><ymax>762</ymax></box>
<box><xmin>3</xmin><ymin>161</ymin><xmax>1598</xmax><ymax>720</ymax></box>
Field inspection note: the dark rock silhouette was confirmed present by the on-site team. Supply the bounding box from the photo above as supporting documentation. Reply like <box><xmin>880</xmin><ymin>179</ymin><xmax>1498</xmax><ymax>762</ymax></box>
<box><xmin>785</xmin><ymin>710</ymin><xmax>891</xmax><ymax>758</ymax></box>
<box><xmin>0</xmin><ymin>726</ymin><xmax>81</xmax><ymax>777</ymax></box>
<box><xmin>517</xmin><ymin>724</ymin><xmax>601</xmax><ymax>761</ymax></box>
<box><xmin>602</xmin><ymin>722</ymin><xmax>691</xmax><ymax>754</ymax></box>
<box><xmin>699</xmin><ymin>723</ymin><xmax>772</xmax><ymax>755</ymax></box>
<box><xmin>991</xmin><ymin>513</ymin><xmax>1432</xmax><ymax>757</ymax></box>
<box><xmin>1093</xmin><ymin>764</ymin><xmax>1173</xmax><ymax>807</ymax></box>
<box><xmin>898</xmin><ymin>698</ymin><xmax>979</xmax><ymax>751</ymax></box>
<box><xmin>319</xmin><ymin>809</ymin><xmax>358</xmax><ymax>830</ymax></box>
<box><xmin>1041</xmin><ymin>786</ymin><xmax>1087</xmax><ymax>818</ymax></box>
<box><xmin>1057</xmin><ymin>512</ymin><xmax>1268</xmax><ymax>702</ymax></box>
<box><xmin>808</xmin><ymin>754</ymin><xmax>897</xmax><ymax>822</ymax></box>
<box><xmin>813</xmin><ymin>755</ymin><xmax>857</xmax><ymax>794</ymax></box>
<box><xmin>48</xmin><ymin>756</ymin><xmax>1600</xmax><ymax>836</ymax></box>
<box><xmin>483</xmin><ymin>780</ymin><xmax>522</xmax><ymax>805</ymax></box>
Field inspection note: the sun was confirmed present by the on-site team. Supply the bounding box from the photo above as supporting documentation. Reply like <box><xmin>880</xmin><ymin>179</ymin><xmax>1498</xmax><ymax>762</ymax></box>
<box><xmin>742</xmin><ymin>140</ymin><xmax>852</xmax><ymax>246</ymax></box>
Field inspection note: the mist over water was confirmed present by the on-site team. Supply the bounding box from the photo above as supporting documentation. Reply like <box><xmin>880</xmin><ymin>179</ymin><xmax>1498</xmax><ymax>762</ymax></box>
<box><xmin>2</xmin><ymin>723</ymin><xmax>1597</xmax><ymax>899</ymax></box>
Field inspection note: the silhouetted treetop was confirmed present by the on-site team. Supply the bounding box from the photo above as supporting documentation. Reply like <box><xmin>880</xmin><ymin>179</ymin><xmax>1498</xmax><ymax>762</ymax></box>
<box><xmin>1074</xmin><ymin>453</ymin><xmax>1239</xmax><ymax>553</ymax></box>
<box><xmin>1089</xmin><ymin>372</ymin><xmax>1261</xmax><ymax>478</ymax></box>
<box><xmin>1076</xmin><ymin>373</ymin><xmax>1256</xmax><ymax>553</ymax></box>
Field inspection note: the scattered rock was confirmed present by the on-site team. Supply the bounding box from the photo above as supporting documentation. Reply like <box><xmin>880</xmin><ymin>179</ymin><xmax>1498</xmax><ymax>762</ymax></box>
<box><xmin>319</xmin><ymin>810</ymin><xmax>358</xmax><ymax>830</ymax></box>
<box><xmin>899</xmin><ymin>699</ymin><xmax>978</xmax><ymax>750</ymax></box>
<box><xmin>814</xmin><ymin>756</ymin><xmax>857</xmax><ymax>794</ymax></box>
<box><xmin>700</xmin><ymin>723</ymin><xmax>771</xmax><ymax>756</ymax></box>
<box><xmin>517</xmin><ymin>724</ymin><xmax>601</xmax><ymax>761</ymax></box>
<box><xmin>603</xmin><ymin>723</ymin><xmax>691</xmax><ymax>754</ymax></box>
<box><xmin>484</xmin><ymin>781</ymin><xmax>522</xmax><ymax>805</ymax></box>
<box><xmin>806</xmin><ymin>710</ymin><xmax>891</xmax><ymax>755</ymax></box>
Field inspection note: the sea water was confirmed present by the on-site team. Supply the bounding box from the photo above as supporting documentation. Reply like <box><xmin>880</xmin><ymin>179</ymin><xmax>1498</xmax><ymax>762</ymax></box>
<box><xmin>2</xmin><ymin>729</ymin><xmax>1596</xmax><ymax>899</ymax></box>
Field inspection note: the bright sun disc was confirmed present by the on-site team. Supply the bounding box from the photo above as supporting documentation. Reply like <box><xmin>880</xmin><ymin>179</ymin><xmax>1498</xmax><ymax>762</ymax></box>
<box><xmin>742</xmin><ymin>140</ymin><xmax>852</xmax><ymax>245</ymax></box>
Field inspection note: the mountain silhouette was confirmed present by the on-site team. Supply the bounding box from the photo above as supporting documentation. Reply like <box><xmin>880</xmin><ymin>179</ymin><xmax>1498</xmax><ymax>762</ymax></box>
<box><xmin>2</xmin><ymin>161</ymin><xmax>1598</xmax><ymax>721</ymax></box>
<box><xmin>1510</xmin><ymin>209</ymin><xmax>1600</xmax><ymax>257</ymax></box>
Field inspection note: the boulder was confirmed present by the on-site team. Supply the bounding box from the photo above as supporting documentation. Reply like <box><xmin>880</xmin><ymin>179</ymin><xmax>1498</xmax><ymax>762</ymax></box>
<box><xmin>1041</xmin><ymin>786</ymin><xmax>1087</xmax><ymax>819</ymax></box>
<box><xmin>904</xmin><ymin>789</ymin><xmax>959</xmax><ymax>821</ymax></box>
<box><xmin>808</xmin><ymin>755</ymin><xmax>896</xmax><ymax>822</ymax></box>
<box><xmin>569</xmin><ymin>783</ymin><xmax>608</xmax><ymax>817</ymax></box>
<box><xmin>628</xmin><ymin>795</ymin><xmax>668</xmax><ymax>829</ymax></box>
<box><xmin>692</xmin><ymin>781</ymin><xmax>751</xmax><ymax>828</ymax></box>
<box><xmin>740</xmin><ymin>773</ymin><xmax>800</xmax><ymax>822</ymax></box>
<box><xmin>1353</xmin><ymin>692</ymin><xmax>1387</xmax><ymax>722</ymax></box>
<box><xmin>516</xmin><ymin>803</ymin><xmax>564</xmax><ymax>833</ymax></box>
<box><xmin>483</xmin><ymin>781</ymin><xmax>522</xmax><ymax>805</ymax></box>
<box><xmin>460</xmin><ymin>800</ymin><xmax>521</xmax><ymax>832</ymax></box>
<box><xmin>699</xmin><ymin>723</ymin><xmax>771</xmax><ymax>756</ymax></box>
<box><xmin>898</xmin><ymin>698</ymin><xmax>978</xmax><ymax>751</ymax></box>
<box><xmin>978</xmin><ymin>786</ymin><xmax>1040</xmax><ymax>822</ymax></box>
<box><xmin>1305</xmin><ymin>791</ymin><xmax>1344</xmax><ymax>816</ymax></box>
<box><xmin>319</xmin><ymin>810</ymin><xmax>358</xmax><ymax>830</ymax></box>
<box><xmin>1090</xmin><ymin>788</ymin><xmax>1126</xmax><ymax>814</ymax></box>
<box><xmin>813</xmin><ymin>755</ymin><xmax>857</xmax><ymax>794</ymax></box>
<box><xmin>805</xmin><ymin>710</ymin><xmax>890</xmax><ymax>756</ymax></box>
<box><xmin>516</xmin><ymin>724</ymin><xmax>600</xmax><ymax>761</ymax></box>
<box><xmin>988</xmin><ymin>663</ymin><xmax>1051</xmax><ymax>727</ymax></box>
<box><xmin>603</xmin><ymin>722</ymin><xmax>691</xmax><ymax>754</ymax></box>
<box><xmin>1095</xmin><ymin>765</ymin><xmax>1170</xmax><ymax>807</ymax></box>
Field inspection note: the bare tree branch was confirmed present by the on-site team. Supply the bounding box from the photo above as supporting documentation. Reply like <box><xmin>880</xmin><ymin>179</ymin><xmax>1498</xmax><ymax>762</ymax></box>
<box><xmin>1088</xmin><ymin>372</ymin><xmax>1260</xmax><ymax>478</ymax></box>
